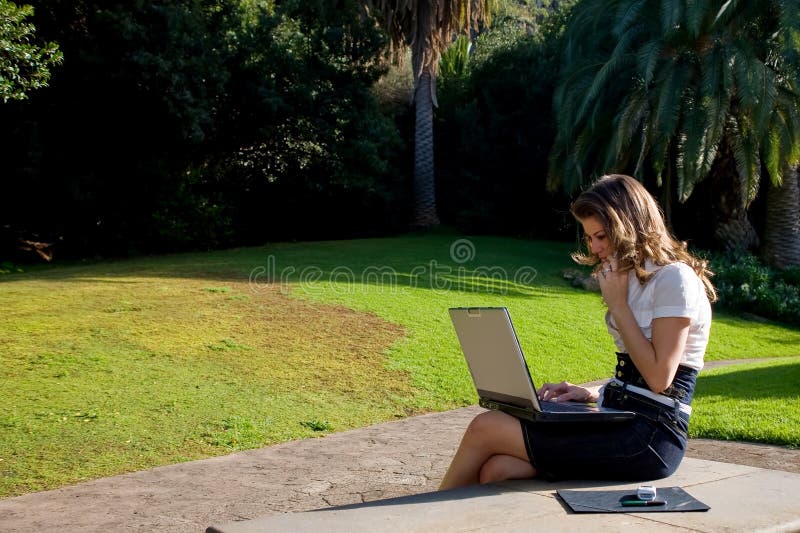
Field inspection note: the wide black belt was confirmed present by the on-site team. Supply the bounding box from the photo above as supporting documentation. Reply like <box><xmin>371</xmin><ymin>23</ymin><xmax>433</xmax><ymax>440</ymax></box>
<box><xmin>615</xmin><ymin>352</ymin><xmax>697</xmax><ymax>403</ymax></box>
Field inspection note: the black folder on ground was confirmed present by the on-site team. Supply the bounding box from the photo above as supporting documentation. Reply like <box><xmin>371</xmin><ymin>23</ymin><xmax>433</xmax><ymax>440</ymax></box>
<box><xmin>557</xmin><ymin>487</ymin><xmax>710</xmax><ymax>513</ymax></box>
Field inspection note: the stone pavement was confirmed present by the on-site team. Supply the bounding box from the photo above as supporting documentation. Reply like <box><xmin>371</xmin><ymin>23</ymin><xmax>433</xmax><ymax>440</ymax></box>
<box><xmin>1</xmin><ymin>405</ymin><xmax>799</xmax><ymax>533</ymax></box>
<box><xmin>208</xmin><ymin>458</ymin><xmax>800</xmax><ymax>532</ymax></box>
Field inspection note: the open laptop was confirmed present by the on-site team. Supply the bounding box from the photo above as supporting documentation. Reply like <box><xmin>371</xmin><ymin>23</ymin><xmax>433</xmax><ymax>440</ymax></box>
<box><xmin>449</xmin><ymin>307</ymin><xmax>635</xmax><ymax>423</ymax></box>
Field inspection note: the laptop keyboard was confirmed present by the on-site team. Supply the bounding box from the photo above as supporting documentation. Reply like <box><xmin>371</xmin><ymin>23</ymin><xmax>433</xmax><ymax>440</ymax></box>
<box><xmin>539</xmin><ymin>400</ymin><xmax>595</xmax><ymax>413</ymax></box>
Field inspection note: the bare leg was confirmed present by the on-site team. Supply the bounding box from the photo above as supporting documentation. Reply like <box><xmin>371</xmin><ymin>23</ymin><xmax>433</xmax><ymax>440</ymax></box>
<box><xmin>439</xmin><ymin>410</ymin><xmax>537</xmax><ymax>490</ymax></box>
<box><xmin>479</xmin><ymin>454</ymin><xmax>536</xmax><ymax>484</ymax></box>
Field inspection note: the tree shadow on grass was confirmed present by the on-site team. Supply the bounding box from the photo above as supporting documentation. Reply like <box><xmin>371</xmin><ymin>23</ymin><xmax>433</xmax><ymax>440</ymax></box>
<box><xmin>697</xmin><ymin>359</ymin><xmax>800</xmax><ymax>400</ymax></box>
<box><xmin>0</xmin><ymin>235</ymin><xmax>584</xmax><ymax>299</ymax></box>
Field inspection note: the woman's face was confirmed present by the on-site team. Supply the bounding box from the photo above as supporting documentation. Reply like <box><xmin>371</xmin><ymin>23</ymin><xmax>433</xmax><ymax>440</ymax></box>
<box><xmin>580</xmin><ymin>216</ymin><xmax>612</xmax><ymax>262</ymax></box>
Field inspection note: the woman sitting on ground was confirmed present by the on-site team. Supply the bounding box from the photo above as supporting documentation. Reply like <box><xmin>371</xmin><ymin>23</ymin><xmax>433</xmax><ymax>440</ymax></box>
<box><xmin>440</xmin><ymin>174</ymin><xmax>716</xmax><ymax>487</ymax></box>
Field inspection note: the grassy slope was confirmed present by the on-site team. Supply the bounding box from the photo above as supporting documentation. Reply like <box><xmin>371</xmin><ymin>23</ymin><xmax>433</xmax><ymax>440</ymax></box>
<box><xmin>1</xmin><ymin>232</ymin><xmax>798</xmax><ymax>496</ymax></box>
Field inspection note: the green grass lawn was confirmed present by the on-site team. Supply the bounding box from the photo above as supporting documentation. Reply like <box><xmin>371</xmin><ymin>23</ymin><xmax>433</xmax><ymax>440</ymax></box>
<box><xmin>2</xmin><ymin>231</ymin><xmax>799</xmax><ymax>497</ymax></box>
<box><xmin>691</xmin><ymin>358</ymin><xmax>800</xmax><ymax>446</ymax></box>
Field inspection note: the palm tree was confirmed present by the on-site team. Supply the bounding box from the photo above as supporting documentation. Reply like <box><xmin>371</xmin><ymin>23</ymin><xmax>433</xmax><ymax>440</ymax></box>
<box><xmin>762</xmin><ymin>166</ymin><xmax>800</xmax><ymax>268</ymax></box>
<box><xmin>365</xmin><ymin>0</ymin><xmax>493</xmax><ymax>227</ymax></box>
<box><xmin>548</xmin><ymin>0</ymin><xmax>800</xmax><ymax>253</ymax></box>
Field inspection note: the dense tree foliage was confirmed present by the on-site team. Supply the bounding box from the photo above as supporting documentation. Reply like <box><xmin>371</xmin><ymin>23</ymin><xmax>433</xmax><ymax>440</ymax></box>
<box><xmin>0</xmin><ymin>0</ymin><xmax>62</xmax><ymax>102</ymax></box>
<box><xmin>435</xmin><ymin>2</ymin><xmax>575</xmax><ymax>238</ymax></box>
<box><xmin>1</xmin><ymin>0</ymin><xmax>406</xmax><ymax>259</ymax></box>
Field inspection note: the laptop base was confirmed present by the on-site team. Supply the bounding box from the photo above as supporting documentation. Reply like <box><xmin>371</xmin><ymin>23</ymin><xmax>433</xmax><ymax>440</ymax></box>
<box><xmin>479</xmin><ymin>397</ymin><xmax>636</xmax><ymax>423</ymax></box>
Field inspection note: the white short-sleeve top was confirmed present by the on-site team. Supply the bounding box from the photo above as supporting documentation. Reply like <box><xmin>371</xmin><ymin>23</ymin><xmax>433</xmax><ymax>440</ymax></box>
<box><xmin>605</xmin><ymin>260</ymin><xmax>711</xmax><ymax>371</ymax></box>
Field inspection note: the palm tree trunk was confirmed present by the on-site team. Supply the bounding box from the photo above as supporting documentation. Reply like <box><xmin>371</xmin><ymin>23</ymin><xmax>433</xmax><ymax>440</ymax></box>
<box><xmin>412</xmin><ymin>66</ymin><xmax>441</xmax><ymax>227</ymax></box>
<box><xmin>709</xmin><ymin>136</ymin><xmax>759</xmax><ymax>251</ymax></box>
<box><xmin>761</xmin><ymin>166</ymin><xmax>800</xmax><ymax>268</ymax></box>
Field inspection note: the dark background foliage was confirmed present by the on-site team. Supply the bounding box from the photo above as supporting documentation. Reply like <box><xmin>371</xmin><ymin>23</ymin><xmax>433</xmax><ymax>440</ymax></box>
<box><xmin>0</xmin><ymin>0</ymin><xmax>408</xmax><ymax>259</ymax></box>
<box><xmin>1</xmin><ymin>1</ymin><xmax>797</xmax><ymax>283</ymax></box>
<box><xmin>0</xmin><ymin>0</ymin><xmax>744</xmax><ymax>259</ymax></box>
<box><xmin>435</xmin><ymin>10</ymin><xmax>574</xmax><ymax>240</ymax></box>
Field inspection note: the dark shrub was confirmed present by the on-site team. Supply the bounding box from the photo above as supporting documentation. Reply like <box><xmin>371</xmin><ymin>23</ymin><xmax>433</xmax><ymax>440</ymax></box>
<box><xmin>711</xmin><ymin>251</ymin><xmax>800</xmax><ymax>326</ymax></box>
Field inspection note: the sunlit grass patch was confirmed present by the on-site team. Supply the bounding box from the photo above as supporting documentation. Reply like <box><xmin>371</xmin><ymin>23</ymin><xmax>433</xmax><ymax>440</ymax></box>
<box><xmin>692</xmin><ymin>358</ymin><xmax>800</xmax><ymax>447</ymax></box>
<box><xmin>0</xmin><ymin>273</ymin><xmax>410</xmax><ymax>496</ymax></box>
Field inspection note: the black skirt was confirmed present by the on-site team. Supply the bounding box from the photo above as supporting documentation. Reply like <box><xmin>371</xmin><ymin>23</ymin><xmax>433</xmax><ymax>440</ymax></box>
<box><xmin>520</xmin><ymin>355</ymin><xmax>697</xmax><ymax>481</ymax></box>
<box><xmin>519</xmin><ymin>414</ymin><xmax>685</xmax><ymax>481</ymax></box>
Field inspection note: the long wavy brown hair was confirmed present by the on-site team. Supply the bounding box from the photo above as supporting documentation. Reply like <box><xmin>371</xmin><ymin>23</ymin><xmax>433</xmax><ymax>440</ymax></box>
<box><xmin>570</xmin><ymin>174</ymin><xmax>717</xmax><ymax>301</ymax></box>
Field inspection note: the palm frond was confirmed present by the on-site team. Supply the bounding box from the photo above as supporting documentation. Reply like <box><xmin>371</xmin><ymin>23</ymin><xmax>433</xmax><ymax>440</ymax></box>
<box><xmin>770</xmin><ymin>104</ymin><xmax>792</xmax><ymax>169</ymax></box>
<box><xmin>733</xmin><ymin>42</ymin><xmax>758</xmax><ymax>110</ymax></box>
<box><xmin>676</xmin><ymin>92</ymin><xmax>702</xmax><ymax>198</ymax></box>
<box><xmin>764</xmin><ymin>126</ymin><xmax>783</xmax><ymax>186</ymax></box>
<box><xmin>551</xmin><ymin>0</ymin><xmax>800</xmax><ymax>207</ymax></box>
<box><xmin>713</xmin><ymin>0</ymin><xmax>736</xmax><ymax>28</ymax></box>
<box><xmin>653</xmin><ymin>59</ymin><xmax>687</xmax><ymax>141</ymax></box>
<box><xmin>772</xmin><ymin>98</ymin><xmax>800</xmax><ymax>172</ymax></box>
<box><xmin>633</xmin><ymin>123</ymin><xmax>651</xmax><ymax>179</ymax></box>
<box><xmin>685</xmin><ymin>0</ymin><xmax>709</xmax><ymax>38</ymax></box>
<box><xmin>781</xmin><ymin>97</ymin><xmax>800</xmax><ymax>164</ymax></box>
<box><xmin>367</xmin><ymin>0</ymin><xmax>493</xmax><ymax>83</ymax></box>
<box><xmin>660</xmin><ymin>0</ymin><xmax>683</xmax><ymax>36</ymax></box>
<box><xmin>554</xmin><ymin>70</ymin><xmax>595</xmax><ymax>142</ymax></box>
<box><xmin>730</xmin><ymin>115</ymin><xmax>762</xmax><ymax>204</ymax></box>
<box><xmin>577</xmin><ymin>27</ymin><xmax>640</xmax><ymax>126</ymax></box>
<box><xmin>679</xmin><ymin>88</ymin><xmax>725</xmax><ymax>201</ymax></box>
<box><xmin>602</xmin><ymin>137</ymin><xmax>623</xmax><ymax>173</ymax></box>
<box><xmin>650</xmin><ymin>125</ymin><xmax>672</xmax><ymax>187</ymax></box>
<box><xmin>615</xmin><ymin>83</ymin><xmax>650</xmax><ymax>161</ymax></box>
<box><xmin>637</xmin><ymin>39</ymin><xmax>664</xmax><ymax>85</ymax></box>
<box><xmin>697</xmin><ymin>93</ymin><xmax>727</xmax><ymax>179</ymax></box>
<box><xmin>700</xmin><ymin>42</ymin><xmax>722</xmax><ymax>97</ymax></box>
<box><xmin>614</xmin><ymin>0</ymin><xmax>649</xmax><ymax>38</ymax></box>
<box><xmin>779</xmin><ymin>0</ymin><xmax>800</xmax><ymax>65</ymax></box>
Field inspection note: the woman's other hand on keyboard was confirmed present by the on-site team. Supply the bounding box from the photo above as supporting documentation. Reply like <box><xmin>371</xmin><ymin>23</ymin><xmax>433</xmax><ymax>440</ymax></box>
<box><xmin>537</xmin><ymin>381</ymin><xmax>600</xmax><ymax>403</ymax></box>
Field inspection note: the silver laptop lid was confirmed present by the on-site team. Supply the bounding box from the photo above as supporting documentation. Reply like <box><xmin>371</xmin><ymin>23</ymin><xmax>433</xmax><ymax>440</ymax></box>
<box><xmin>449</xmin><ymin>307</ymin><xmax>542</xmax><ymax>411</ymax></box>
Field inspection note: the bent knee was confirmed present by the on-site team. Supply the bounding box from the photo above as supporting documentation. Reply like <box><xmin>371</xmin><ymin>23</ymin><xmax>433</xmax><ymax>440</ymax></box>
<box><xmin>465</xmin><ymin>411</ymin><xmax>511</xmax><ymax>442</ymax></box>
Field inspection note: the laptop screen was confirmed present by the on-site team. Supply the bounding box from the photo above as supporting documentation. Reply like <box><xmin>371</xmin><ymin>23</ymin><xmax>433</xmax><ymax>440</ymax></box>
<box><xmin>449</xmin><ymin>307</ymin><xmax>542</xmax><ymax>411</ymax></box>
